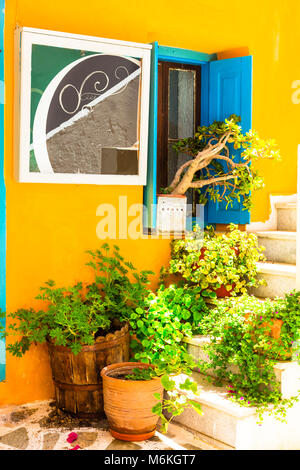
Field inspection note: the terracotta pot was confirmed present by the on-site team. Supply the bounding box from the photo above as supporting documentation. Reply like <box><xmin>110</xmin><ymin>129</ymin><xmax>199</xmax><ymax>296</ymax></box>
<box><xmin>192</xmin><ymin>246</ymin><xmax>237</xmax><ymax>298</ymax></box>
<box><xmin>47</xmin><ymin>323</ymin><xmax>130</xmax><ymax>418</ymax></box>
<box><xmin>213</xmin><ymin>284</ymin><xmax>235</xmax><ymax>298</ymax></box>
<box><xmin>101</xmin><ymin>362</ymin><xmax>164</xmax><ymax>441</ymax></box>
<box><xmin>244</xmin><ymin>313</ymin><xmax>283</xmax><ymax>339</ymax></box>
<box><xmin>244</xmin><ymin>314</ymin><xmax>291</xmax><ymax>359</ymax></box>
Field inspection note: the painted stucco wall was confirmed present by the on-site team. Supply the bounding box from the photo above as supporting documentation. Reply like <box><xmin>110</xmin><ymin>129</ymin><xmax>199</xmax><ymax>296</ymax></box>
<box><xmin>0</xmin><ymin>0</ymin><xmax>299</xmax><ymax>405</ymax></box>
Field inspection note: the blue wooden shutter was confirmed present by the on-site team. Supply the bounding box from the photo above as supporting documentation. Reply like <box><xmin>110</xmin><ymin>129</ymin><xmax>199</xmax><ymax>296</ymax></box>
<box><xmin>143</xmin><ymin>42</ymin><xmax>158</xmax><ymax>230</ymax></box>
<box><xmin>206</xmin><ymin>56</ymin><xmax>252</xmax><ymax>225</ymax></box>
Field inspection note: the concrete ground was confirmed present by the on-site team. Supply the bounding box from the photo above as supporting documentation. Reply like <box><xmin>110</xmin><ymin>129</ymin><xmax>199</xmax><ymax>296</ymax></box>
<box><xmin>0</xmin><ymin>400</ymin><xmax>220</xmax><ymax>451</ymax></box>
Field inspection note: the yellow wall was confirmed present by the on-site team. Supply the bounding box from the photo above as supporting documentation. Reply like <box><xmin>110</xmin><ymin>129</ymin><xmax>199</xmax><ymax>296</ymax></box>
<box><xmin>1</xmin><ymin>0</ymin><xmax>299</xmax><ymax>405</ymax></box>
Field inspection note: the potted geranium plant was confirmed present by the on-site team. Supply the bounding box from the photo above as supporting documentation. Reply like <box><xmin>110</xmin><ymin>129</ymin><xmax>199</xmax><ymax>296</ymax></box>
<box><xmin>157</xmin><ymin>114</ymin><xmax>281</xmax><ymax>233</ymax></box>
<box><xmin>0</xmin><ymin>244</ymin><xmax>153</xmax><ymax>418</ymax></box>
<box><xmin>162</xmin><ymin>224</ymin><xmax>266</xmax><ymax>298</ymax></box>
<box><xmin>101</xmin><ymin>284</ymin><xmax>208</xmax><ymax>440</ymax></box>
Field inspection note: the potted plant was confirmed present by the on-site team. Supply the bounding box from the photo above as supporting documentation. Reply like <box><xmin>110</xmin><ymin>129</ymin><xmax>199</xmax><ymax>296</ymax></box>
<box><xmin>157</xmin><ymin>114</ymin><xmax>281</xmax><ymax>233</ymax></box>
<box><xmin>101</xmin><ymin>284</ymin><xmax>208</xmax><ymax>440</ymax></box>
<box><xmin>101</xmin><ymin>362</ymin><xmax>164</xmax><ymax>441</ymax></box>
<box><xmin>162</xmin><ymin>223</ymin><xmax>266</xmax><ymax>298</ymax></box>
<box><xmin>0</xmin><ymin>244</ymin><xmax>153</xmax><ymax>418</ymax></box>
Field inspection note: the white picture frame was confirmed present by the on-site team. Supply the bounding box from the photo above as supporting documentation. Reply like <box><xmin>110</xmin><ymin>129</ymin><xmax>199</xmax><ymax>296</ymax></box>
<box><xmin>14</xmin><ymin>27</ymin><xmax>152</xmax><ymax>185</ymax></box>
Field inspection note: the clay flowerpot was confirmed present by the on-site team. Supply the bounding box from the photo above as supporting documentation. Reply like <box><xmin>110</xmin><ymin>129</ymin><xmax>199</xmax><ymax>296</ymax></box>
<box><xmin>156</xmin><ymin>194</ymin><xmax>187</xmax><ymax>234</ymax></box>
<box><xmin>244</xmin><ymin>313</ymin><xmax>283</xmax><ymax>339</ymax></box>
<box><xmin>47</xmin><ymin>323</ymin><xmax>130</xmax><ymax>418</ymax></box>
<box><xmin>192</xmin><ymin>246</ymin><xmax>237</xmax><ymax>298</ymax></box>
<box><xmin>243</xmin><ymin>314</ymin><xmax>291</xmax><ymax>359</ymax></box>
<box><xmin>101</xmin><ymin>362</ymin><xmax>164</xmax><ymax>441</ymax></box>
<box><xmin>213</xmin><ymin>284</ymin><xmax>235</xmax><ymax>298</ymax></box>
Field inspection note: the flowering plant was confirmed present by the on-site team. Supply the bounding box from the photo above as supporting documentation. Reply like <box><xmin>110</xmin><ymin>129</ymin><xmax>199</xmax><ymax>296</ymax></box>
<box><xmin>163</xmin><ymin>224</ymin><xmax>266</xmax><ymax>296</ymax></box>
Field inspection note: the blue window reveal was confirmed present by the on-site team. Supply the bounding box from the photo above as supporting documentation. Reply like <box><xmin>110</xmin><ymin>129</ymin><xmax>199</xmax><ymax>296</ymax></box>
<box><xmin>143</xmin><ymin>43</ymin><xmax>253</xmax><ymax>230</ymax></box>
<box><xmin>0</xmin><ymin>0</ymin><xmax>5</xmax><ymax>382</ymax></box>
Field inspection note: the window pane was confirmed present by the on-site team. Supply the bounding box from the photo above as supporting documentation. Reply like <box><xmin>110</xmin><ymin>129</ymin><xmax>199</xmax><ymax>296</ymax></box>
<box><xmin>167</xmin><ymin>143</ymin><xmax>194</xmax><ymax>215</ymax></box>
<box><xmin>168</xmin><ymin>69</ymin><xmax>195</xmax><ymax>139</ymax></box>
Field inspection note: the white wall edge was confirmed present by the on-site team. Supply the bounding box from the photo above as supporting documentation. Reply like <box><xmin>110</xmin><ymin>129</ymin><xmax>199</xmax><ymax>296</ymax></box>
<box><xmin>246</xmin><ymin>193</ymin><xmax>297</xmax><ymax>233</ymax></box>
<box><xmin>296</xmin><ymin>145</ymin><xmax>300</xmax><ymax>290</ymax></box>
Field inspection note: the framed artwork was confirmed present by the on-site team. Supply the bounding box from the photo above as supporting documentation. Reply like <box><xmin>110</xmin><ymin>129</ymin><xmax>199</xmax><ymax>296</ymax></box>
<box><xmin>14</xmin><ymin>27</ymin><xmax>152</xmax><ymax>184</ymax></box>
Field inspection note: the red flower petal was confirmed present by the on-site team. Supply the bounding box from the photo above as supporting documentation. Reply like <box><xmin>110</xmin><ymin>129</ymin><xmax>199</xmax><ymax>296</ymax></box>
<box><xmin>67</xmin><ymin>432</ymin><xmax>78</xmax><ymax>443</ymax></box>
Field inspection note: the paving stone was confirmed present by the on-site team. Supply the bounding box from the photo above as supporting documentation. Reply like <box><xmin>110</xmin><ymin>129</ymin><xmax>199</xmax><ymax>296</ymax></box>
<box><xmin>0</xmin><ymin>427</ymin><xmax>29</xmax><ymax>449</ymax></box>
<box><xmin>182</xmin><ymin>443</ymin><xmax>202</xmax><ymax>450</ymax></box>
<box><xmin>149</xmin><ymin>435</ymin><xmax>161</xmax><ymax>442</ymax></box>
<box><xmin>10</xmin><ymin>408</ymin><xmax>37</xmax><ymax>423</ymax></box>
<box><xmin>76</xmin><ymin>432</ymin><xmax>98</xmax><ymax>449</ymax></box>
<box><xmin>42</xmin><ymin>432</ymin><xmax>60</xmax><ymax>450</ymax></box>
<box><xmin>105</xmin><ymin>439</ymin><xmax>142</xmax><ymax>450</ymax></box>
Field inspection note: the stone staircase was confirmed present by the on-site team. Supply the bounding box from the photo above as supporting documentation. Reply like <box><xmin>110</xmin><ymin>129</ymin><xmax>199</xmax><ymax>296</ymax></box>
<box><xmin>172</xmin><ymin>337</ymin><xmax>300</xmax><ymax>450</ymax></box>
<box><xmin>250</xmin><ymin>200</ymin><xmax>297</xmax><ymax>298</ymax></box>
<box><xmin>171</xmin><ymin>198</ymin><xmax>300</xmax><ymax>449</ymax></box>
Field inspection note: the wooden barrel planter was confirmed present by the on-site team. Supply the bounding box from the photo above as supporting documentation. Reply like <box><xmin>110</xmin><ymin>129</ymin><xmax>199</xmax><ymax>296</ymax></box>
<box><xmin>47</xmin><ymin>323</ymin><xmax>130</xmax><ymax>418</ymax></box>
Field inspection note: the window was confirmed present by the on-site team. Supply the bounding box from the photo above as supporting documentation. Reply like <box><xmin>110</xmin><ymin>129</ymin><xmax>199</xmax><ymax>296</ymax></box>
<box><xmin>143</xmin><ymin>43</ymin><xmax>252</xmax><ymax>230</ymax></box>
<box><xmin>156</xmin><ymin>61</ymin><xmax>201</xmax><ymax>217</ymax></box>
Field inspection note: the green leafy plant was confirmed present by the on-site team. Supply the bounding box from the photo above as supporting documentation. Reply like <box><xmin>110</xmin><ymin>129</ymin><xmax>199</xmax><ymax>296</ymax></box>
<box><xmin>0</xmin><ymin>244</ymin><xmax>153</xmax><ymax>355</ymax></box>
<box><xmin>124</xmin><ymin>284</ymin><xmax>209</xmax><ymax>432</ymax></box>
<box><xmin>163</xmin><ymin>223</ymin><xmax>266</xmax><ymax>296</ymax></box>
<box><xmin>165</xmin><ymin>114</ymin><xmax>281</xmax><ymax>211</ymax></box>
<box><xmin>195</xmin><ymin>292</ymin><xmax>300</xmax><ymax>422</ymax></box>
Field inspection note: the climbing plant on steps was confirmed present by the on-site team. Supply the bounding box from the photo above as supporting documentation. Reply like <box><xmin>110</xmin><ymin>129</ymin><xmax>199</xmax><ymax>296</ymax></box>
<box><xmin>196</xmin><ymin>293</ymin><xmax>300</xmax><ymax>423</ymax></box>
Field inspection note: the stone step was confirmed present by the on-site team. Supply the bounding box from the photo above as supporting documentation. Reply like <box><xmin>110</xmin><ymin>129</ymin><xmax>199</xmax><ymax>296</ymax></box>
<box><xmin>184</xmin><ymin>335</ymin><xmax>300</xmax><ymax>399</ymax></box>
<box><xmin>254</xmin><ymin>230</ymin><xmax>296</xmax><ymax>265</ymax></box>
<box><xmin>250</xmin><ymin>262</ymin><xmax>296</xmax><ymax>298</ymax></box>
<box><xmin>276</xmin><ymin>202</ymin><xmax>297</xmax><ymax>231</ymax></box>
<box><xmin>166</xmin><ymin>422</ymin><xmax>233</xmax><ymax>450</ymax></box>
<box><xmin>172</xmin><ymin>372</ymin><xmax>300</xmax><ymax>450</ymax></box>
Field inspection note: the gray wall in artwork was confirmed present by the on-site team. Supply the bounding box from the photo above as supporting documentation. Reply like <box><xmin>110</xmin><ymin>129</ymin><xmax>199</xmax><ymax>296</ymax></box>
<box><xmin>46</xmin><ymin>77</ymin><xmax>139</xmax><ymax>174</ymax></box>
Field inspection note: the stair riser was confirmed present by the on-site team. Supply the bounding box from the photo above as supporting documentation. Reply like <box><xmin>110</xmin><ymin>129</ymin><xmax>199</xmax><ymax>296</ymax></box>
<box><xmin>249</xmin><ymin>273</ymin><xmax>296</xmax><ymax>299</ymax></box>
<box><xmin>258</xmin><ymin>237</ymin><xmax>296</xmax><ymax>265</ymax></box>
<box><xmin>174</xmin><ymin>402</ymin><xmax>238</xmax><ymax>448</ymax></box>
<box><xmin>277</xmin><ymin>208</ymin><xmax>297</xmax><ymax>231</ymax></box>
<box><xmin>186</xmin><ymin>340</ymin><xmax>300</xmax><ymax>399</ymax></box>
<box><xmin>173</xmin><ymin>399</ymin><xmax>300</xmax><ymax>450</ymax></box>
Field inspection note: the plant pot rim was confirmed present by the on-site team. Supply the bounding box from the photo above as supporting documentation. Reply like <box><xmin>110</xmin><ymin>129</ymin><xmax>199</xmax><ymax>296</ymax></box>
<box><xmin>157</xmin><ymin>193</ymin><xmax>187</xmax><ymax>199</ymax></box>
<box><xmin>101</xmin><ymin>362</ymin><xmax>161</xmax><ymax>383</ymax></box>
<box><xmin>47</xmin><ymin>322</ymin><xmax>129</xmax><ymax>353</ymax></box>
